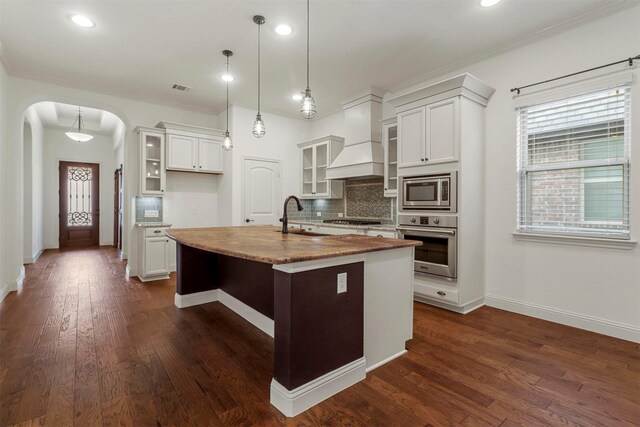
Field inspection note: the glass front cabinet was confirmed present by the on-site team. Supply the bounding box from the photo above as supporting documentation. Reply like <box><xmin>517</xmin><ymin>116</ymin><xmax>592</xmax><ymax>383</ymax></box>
<box><xmin>298</xmin><ymin>136</ymin><xmax>344</xmax><ymax>199</ymax></box>
<box><xmin>136</xmin><ymin>127</ymin><xmax>166</xmax><ymax>196</ymax></box>
<box><xmin>382</xmin><ymin>119</ymin><xmax>398</xmax><ymax>197</ymax></box>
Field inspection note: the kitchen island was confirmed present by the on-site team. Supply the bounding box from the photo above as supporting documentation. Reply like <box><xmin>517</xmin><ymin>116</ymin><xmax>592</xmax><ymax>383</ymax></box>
<box><xmin>166</xmin><ymin>225</ymin><xmax>419</xmax><ymax>416</ymax></box>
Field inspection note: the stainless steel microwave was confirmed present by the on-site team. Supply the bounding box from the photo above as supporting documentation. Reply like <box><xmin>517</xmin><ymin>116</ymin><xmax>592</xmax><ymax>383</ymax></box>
<box><xmin>400</xmin><ymin>172</ymin><xmax>457</xmax><ymax>212</ymax></box>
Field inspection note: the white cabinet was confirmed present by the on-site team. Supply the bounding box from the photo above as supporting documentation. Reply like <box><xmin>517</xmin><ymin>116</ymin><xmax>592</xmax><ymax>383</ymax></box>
<box><xmin>366</xmin><ymin>229</ymin><xmax>397</xmax><ymax>239</ymax></box>
<box><xmin>138</xmin><ymin>226</ymin><xmax>171</xmax><ymax>281</ymax></box>
<box><xmin>166</xmin><ymin>134</ymin><xmax>223</xmax><ymax>174</ymax></box>
<box><xmin>382</xmin><ymin>119</ymin><xmax>398</xmax><ymax>197</ymax></box>
<box><xmin>298</xmin><ymin>136</ymin><xmax>344</xmax><ymax>199</ymax></box>
<box><xmin>135</xmin><ymin>127</ymin><xmax>166</xmax><ymax>196</ymax></box>
<box><xmin>397</xmin><ymin>97</ymin><xmax>458</xmax><ymax>169</ymax></box>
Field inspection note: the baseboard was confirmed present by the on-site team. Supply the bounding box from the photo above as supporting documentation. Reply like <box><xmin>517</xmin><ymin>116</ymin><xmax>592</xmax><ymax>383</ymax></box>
<box><xmin>485</xmin><ymin>294</ymin><xmax>640</xmax><ymax>343</ymax></box>
<box><xmin>218</xmin><ymin>290</ymin><xmax>275</xmax><ymax>337</ymax></box>
<box><xmin>270</xmin><ymin>357</ymin><xmax>366</xmax><ymax>417</ymax></box>
<box><xmin>23</xmin><ymin>248</ymin><xmax>43</xmax><ymax>264</ymax></box>
<box><xmin>414</xmin><ymin>295</ymin><xmax>485</xmax><ymax>314</ymax></box>
<box><xmin>0</xmin><ymin>283</ymin><xmax>13</xmax><ymax>302</ymax></box>
<box><xmin>366</xmin><ymin>349</ymin><xmax>407</xmax><ymax>373</ymax></box>
<box><xmin>2</xmin><ymin>266</ymin><xmax>26</xmax><ymax>302</ymax></box>
<box><xmin>174</xmin><ymin>289</ymin><xmax>219</xmax><ymax>308</ymax></box>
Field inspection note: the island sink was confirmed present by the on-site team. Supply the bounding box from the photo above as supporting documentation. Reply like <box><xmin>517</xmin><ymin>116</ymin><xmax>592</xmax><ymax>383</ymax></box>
<box><xmin>166</xmin><ymin>225</ymin><xmax>420</xmax><ymax>416</ymax></box>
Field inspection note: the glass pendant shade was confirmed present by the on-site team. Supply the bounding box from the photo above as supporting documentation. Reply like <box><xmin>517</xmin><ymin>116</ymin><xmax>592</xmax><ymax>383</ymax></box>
<box><xmin>222</xmin><ymin>131</ymin><xmax>233</xmax><ymax>151</ymax></box>
<box><xmin>252</xmin><ymin>114</ymin><xmax>265</xmax><ymax>138</ymax></box>
<box><xmin>66</xmin><ymin>108</ymin><xmax>93</xmax><ymax>142</ymax></box>
<box><xmin>300</xmin><ymin>88</ymin><xmax>317</xmax><ymax>119</ymax></box>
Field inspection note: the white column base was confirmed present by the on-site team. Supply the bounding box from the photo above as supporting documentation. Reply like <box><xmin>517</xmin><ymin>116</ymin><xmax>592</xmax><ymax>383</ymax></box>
<box><xmin>270</xmin><ymin>357</ymin><xmax>366</xmax><ymax>417</ymax></box>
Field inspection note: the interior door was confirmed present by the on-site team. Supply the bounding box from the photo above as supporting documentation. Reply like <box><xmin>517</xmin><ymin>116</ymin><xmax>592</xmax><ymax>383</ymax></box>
<box><xmin>243</xmin><ymin>158</ymin><xmax>281</xmax><ymax>225</ymax></box>
<box><xmin>113</xmin><ymin>166</ymin><xmax>123</xmax><ymax>249</ymax></box>
<box><xmin>59</xmin><ymin>161</ymin><xmax>100</xmax><ymax>247</ymax></box>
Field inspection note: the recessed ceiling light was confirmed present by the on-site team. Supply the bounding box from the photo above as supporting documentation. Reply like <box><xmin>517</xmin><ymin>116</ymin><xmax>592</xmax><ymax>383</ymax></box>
<box><xmin>71</xmin><ymin>14</ymin><xmax>95</xmax><ymax>28</ymax></box>
<box><xmin>221</xmin><ymin>73</ymin><xmax>234</xmax><ymax>82</ymax></box>
<box><xmin>292</xmin><ymin>93</ymin><xmax>303</xmax><ymax>101</ymax></box>
<box><xmin>480</xmin><ymin>0</ymin><xmax>501</xmax><ymax>7</ymax></box>
<box><xmin>275</xmin><ymin>24</ymin><xmax>293</xmax><ymax>36</ymax></box>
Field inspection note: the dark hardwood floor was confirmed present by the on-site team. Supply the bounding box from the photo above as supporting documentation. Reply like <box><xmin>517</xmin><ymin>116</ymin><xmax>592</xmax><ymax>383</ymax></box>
<box><xmin>1</xmin><ymin>247</ymin><xmax>638</xmax><ymax>426</ymax></box>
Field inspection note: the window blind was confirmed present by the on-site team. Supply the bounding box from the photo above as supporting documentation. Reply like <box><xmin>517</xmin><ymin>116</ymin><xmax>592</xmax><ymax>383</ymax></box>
<box><xmin>516</xmin><ymin>84</ymin><xmax>631</xmax><ymax>239</ymax></box>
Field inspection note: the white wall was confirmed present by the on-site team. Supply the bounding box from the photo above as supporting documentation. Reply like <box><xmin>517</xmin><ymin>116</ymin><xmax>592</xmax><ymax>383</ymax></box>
<box><xmin>0</xmin><ymin>56</ymin><xmax>13</xmax><ymax>299</ymax></box>
<box><xmin>0</xmin><ymin>73</ymin><xmax>219</xmax><ymax>288</ymax></box>
<box><xmin>22</xmin><ymin>107</ymin><xmax>44</xmax><ymax>262</ymax></box>
<box><xmin>309</xmin><ymin>111</ymin><xmax>345</xmax><ymax>140</ymax></box>
<box><xmin>384</xmin><ymin>6</ymin><xmax>640</xmax><ymax>340</ymax></box>
<box><xmin>43</xmin><ymin>129</ymin><xmax>116</xmax><ymax>247</ymax></box>
<box><xmin>218</xmin><ymin>105</ymin><xmax>310</xmax><ymax>226</ymax></box>
<box><xmin>165</xmin><ymin>172</ymin><xmax>220</xmax><ymax>228</ymax></box>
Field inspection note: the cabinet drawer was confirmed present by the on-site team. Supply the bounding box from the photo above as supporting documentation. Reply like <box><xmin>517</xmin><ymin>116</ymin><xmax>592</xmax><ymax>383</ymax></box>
<box><xmin>366</xmin><ymin>230</ymin><xmax>397</xmax><ymax>239</ymax></box>
<box><xmin>414</xmin><ymin>281</ymin><xmax>459</xmax><ymax>304</ymax></box>
<box><xmin>145</xmin><ymin>227</ymin><xmax>169</xmax><ymax>237</ymax></box>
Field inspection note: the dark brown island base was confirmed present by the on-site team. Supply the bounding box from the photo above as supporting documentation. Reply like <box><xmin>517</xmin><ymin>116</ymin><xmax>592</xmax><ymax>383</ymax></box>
<box><xmin>166</xmin><ymin>225</ymin><xmax>420</xmax><ymax>416</ymax></box>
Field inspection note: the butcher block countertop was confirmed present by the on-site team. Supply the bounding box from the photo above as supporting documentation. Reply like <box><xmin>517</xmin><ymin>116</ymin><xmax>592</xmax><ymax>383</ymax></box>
<box><xmin>166</xmin><ymin>225</ymin><xmax>421</xmax><ymax>265</ymax></box>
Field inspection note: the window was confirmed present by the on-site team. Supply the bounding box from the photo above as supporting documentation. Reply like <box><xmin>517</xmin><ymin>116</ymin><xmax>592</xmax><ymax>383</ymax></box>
<box><xmin>517</xmin><ymin>84</ymin><xmax>630</xmax><ymax>239</ymax></box>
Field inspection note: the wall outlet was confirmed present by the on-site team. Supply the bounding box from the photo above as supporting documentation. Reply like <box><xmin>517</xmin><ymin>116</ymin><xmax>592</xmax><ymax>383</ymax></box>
<box><xmin>316</xmin><ymin>212</ymin><xmax>322</xmax><ymax>217</ymax></box>
<box><xmin>338</xmin><ymin>213</ymin><xmax>344</xmax><ymax>218</ymax></box>
<box><xmin>337</xmin><ymin>273</ymin><xmax>347</xmax><ymax>294</ymax></box>
<box><xmin>144</xmin><ymin>209</ymin><xmax>159</xmax><ymax>218</ymax></box>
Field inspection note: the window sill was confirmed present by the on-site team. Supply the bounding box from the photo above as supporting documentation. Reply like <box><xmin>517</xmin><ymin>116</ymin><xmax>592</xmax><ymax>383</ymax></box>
<box><xmin>512</xmin><ymin>232</ymin><xmax>637</xmax><ymax>250</ymax></box>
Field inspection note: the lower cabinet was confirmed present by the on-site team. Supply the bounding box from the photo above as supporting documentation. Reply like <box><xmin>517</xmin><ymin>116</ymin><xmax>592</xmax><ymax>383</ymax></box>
<box><xmin>139</xmin><ymin>227</ymin><xmax>171</xmax><ymax>282</ymax></box>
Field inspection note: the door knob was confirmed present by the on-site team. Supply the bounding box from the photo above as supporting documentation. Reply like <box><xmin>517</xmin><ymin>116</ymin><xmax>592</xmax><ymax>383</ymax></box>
<box><xmin>245</xmin><ymin>218</ymin><xmax>255</xmax><ymax>223</ymax></box>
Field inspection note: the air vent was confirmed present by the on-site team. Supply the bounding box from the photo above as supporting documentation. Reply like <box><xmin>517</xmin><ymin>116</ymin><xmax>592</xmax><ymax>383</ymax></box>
<box><xmin>171</xmin><ymin>83</ymin><xmax>191</xmax><ymax>92</ymax></box>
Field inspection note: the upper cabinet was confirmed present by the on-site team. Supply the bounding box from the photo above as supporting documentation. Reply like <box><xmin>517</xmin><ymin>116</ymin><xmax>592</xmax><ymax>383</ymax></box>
<box><xmin>158</xmin><ymin>121</ymin><xmax>224</xmax><ymax>174</ymax></box>
<box><xmin>397</xmin><ymin>97</ymin><xmax>458</xmax><ymax>169</ymax></box>
<box><xmin>298</xmin><ymin>136</ymin><xmax>344</xmax><ymax>199</ymax></box>
<box><xmin>136</xmin><ymin>127</ymin><xmax>166</xmax><ymax>196</ymax></box>
<box><xmin>382</xmin><ymin>119</ymin><xmax>398</xmax><ymax>197</ymax></box>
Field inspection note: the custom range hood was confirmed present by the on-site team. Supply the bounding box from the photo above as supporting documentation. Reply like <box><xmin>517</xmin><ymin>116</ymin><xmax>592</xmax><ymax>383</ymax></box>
<box><xmin>325</xmin><ymin>87</ymin><xmax>386</xmax><ymax>180</ymax></box>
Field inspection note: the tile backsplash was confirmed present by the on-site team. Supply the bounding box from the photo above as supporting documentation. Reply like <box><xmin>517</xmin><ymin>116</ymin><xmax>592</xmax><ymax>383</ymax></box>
<box><xmin>135</xmin><ymin>196</ymin><xmax>163</xmax><ymax>223</ymax></box>
<box><xmin>287</xmin><ymin>178</ymin><xmax>396</xmax><ymax>223</ymax></box>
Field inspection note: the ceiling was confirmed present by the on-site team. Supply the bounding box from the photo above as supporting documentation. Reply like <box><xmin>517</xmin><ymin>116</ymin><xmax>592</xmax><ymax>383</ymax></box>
<box><xmin>1</xmin><ymin>0</ymin><xmax>636</xmax><ymax>119</ymax></box>
<box><xmin>31</xmin><ymin>101</ymin><xmax>123</xmax><ymax>136</ymax></box>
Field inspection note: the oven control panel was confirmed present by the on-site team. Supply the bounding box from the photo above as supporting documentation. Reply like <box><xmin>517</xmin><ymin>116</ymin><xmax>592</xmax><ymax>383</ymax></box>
<box><xmin>400</xmin><ymin>214</ymin><xmax>457</xmax><ymax>228</ymax></box>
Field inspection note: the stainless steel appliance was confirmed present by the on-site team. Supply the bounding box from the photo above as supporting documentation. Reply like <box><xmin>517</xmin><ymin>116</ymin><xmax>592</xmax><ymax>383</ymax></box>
<box><xmin>400</xmin><ymin>172</ymin><xmax>457</xmax><ymax>212</ymax></box>
<box><xmin>323</xmin><ymin>219</ymin><xmax>382</xmax><ymax>225</ymax></box>
<box><xmin>397</xmin><ymin>214</ymin><xmax>457</xmax><ymax>279</ymax></box>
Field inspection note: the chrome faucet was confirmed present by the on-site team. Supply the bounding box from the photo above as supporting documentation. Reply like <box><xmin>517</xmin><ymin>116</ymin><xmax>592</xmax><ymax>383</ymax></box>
<box><xmin>281</xmin><ymin>195</ymin><xmax>303</xmax><ymax>234</ymax></box>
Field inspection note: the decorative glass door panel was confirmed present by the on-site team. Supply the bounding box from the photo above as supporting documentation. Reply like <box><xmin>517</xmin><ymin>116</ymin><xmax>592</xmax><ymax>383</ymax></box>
<box><xmin>59</xmin><ymin>161</ymin><xmax>100</xmax><ymax>247</ymax></box>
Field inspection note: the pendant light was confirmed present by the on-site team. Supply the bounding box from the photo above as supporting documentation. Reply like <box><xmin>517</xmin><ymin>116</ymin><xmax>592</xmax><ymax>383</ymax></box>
<box><xmin>300</xmin><ymin>0</ymin><xmax>316</xmax><ymax>119</ymax></box>
<box><xmin>222</xmin><ymin>50</ymin><xmax>233</xmax><ymax>151</ymax></box>
<box><xmin>65</xmin><ymin>107</ymin><xmax>94</xmax><ymax>142</ymax></box>
<box><xmin>252</xmin><ymin>15</ymin><xmax>266</xmax><ymax>138</ymax></box>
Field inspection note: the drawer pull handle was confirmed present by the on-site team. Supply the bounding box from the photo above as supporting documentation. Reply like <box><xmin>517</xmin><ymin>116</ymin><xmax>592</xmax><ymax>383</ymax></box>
<box><xmin>154</xmin><ymin>230</ymin><xmax>162</xmax><ymax>233</ymax></box>
<box><xmin>376</xmin><ymin>234</ymin><xmax>383</xmax><ymax>237</ymax></box>
<box><xmin>437</xmin><ymin>291</ymin><xmax>446</xmax><ymax>296</ymax></box>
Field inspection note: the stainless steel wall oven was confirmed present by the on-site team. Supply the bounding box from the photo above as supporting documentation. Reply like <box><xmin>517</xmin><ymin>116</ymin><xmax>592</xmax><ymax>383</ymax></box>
<box><xmin>397</xmin><ymin>214</ymin><xmax>457</xmax><ymax>279</ymax></box>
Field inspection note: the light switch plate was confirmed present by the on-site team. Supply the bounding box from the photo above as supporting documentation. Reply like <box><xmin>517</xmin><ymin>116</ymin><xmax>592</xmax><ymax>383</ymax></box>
<box><xmin>144</xmin><ymin>209</ymin><xmax>159</xmax><ymax>218</ymax></box>
<box><xmin>316</xmin><ymin>212</ymin><xmax>322</xmax><ymax>217</ymax></box>
<box><xmin>337</xmin><ymin>273</ymin><xmax>347</xmax><ymax>294</ymax></box>
<box><xmin>338</xmin><ymin>213</ymin><xmax>344</xmax><ymax>218</ymax></box>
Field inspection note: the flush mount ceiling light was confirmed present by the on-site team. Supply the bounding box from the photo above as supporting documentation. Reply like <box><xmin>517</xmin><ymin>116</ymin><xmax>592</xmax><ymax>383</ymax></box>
<box><xmin>292</xmin><ymin>93</ymin><xmax>303</xmax><ymax>101</ymax></box>
<box><xmin>66</xmin><ymin>107</ymin><xmax>94</xmax><ymax>142</ymax></box>
<box><xmin>300</xmin><ymin>0</ymin><xmax>316</xmax><ymax>119</ymax></box>
<box><xmin>275</xmin><ymin>24</ymin><xmax>292</xmax><ymax>36</ymax></box>
<box><xmin>480</xmin><ymin>0</ymin><xmax>501</xmax><ymax>7</ymax></box>
<box><xmin>222</xmin><ymin>50</ymin><xmax>234</xmax><ymax>151</ymax></box>
<box><xmin>70</xmin><ymin>14</ymin><xmax>95</xmax><ymax>28</ymax></box>
<box><xmin>252</xmin><ymin>15</ymin><xmax>266</xmax><ymax>138</ymax></box>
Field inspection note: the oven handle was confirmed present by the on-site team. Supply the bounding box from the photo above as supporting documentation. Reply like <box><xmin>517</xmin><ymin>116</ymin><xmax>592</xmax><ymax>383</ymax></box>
<box><xmin>397</xmin><ymin>227</ymin><xmax>456</xmax><ymax>236</ymax></box>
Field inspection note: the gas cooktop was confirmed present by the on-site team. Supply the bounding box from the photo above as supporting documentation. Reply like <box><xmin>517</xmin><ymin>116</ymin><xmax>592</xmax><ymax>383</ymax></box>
<box><xmin>323</xmin><ymin>219</ymin><xmax>382</xmax><ymax>226</ymax></box>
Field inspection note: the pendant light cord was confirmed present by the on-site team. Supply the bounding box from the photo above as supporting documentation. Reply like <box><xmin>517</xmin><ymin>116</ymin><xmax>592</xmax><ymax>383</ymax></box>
<box><xmin>306</xmin><ymin>0</ymin><xmax>310</xmax><ymax>90</ymax></box>
<box><xmin>226</xmin><ymin>55</ymin><xmax>230</xmax><ymax>131</ymax></box>
<box><xmin>257</xmin><ymin>21</ymin><xmax>261</xmax><ymax>114</ymax></box>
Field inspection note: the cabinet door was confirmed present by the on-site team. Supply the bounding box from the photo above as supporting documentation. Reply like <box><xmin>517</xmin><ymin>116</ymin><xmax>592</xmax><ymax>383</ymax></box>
<box><xmin>426</xmin><ymin>98</ymin><xmax>458</xmax><ymax>164</ymax></box>
<box><xmin>383</xmin><ymin>122</ymin><xmax>398</xmax><ymax>197</ymax></box>
<box><xmin>314</xmin><ymin>142</ymin><xmax>330</xmax><ymax>197</ymax></box>
<box><xmin>144</xmin><ymin>237</ymin><xmax>169</xmax><ymax>276</ymax></box>
<box><xmin>398</xmin><ymin>107</ymin><xmax>426</xmax><ymax>169</ymax></box>
<box><xmin>140</xmin><ymin>132</ymin><xmax>165</xmax><ymax>195</ymax></box>
<box><xmin>166</xmin><ymin>134</ymin><xmax>197</xmax><ymax>171</ymax></box>
<box><xmin>301</xmin><ymin>146</ymin><xmax>315</xmax><ymax>197</ymax></box>
<box><xmin>198</xmin><ymin>138</ymin><xmax>223</xmax><ymax>173</ymax></box>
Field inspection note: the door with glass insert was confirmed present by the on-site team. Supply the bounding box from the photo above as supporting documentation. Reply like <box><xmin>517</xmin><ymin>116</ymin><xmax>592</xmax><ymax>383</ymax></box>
<box><xmin>59</xmin><ymin>161</ymin><xmax>100</xmax><ymax>247</ymax></box>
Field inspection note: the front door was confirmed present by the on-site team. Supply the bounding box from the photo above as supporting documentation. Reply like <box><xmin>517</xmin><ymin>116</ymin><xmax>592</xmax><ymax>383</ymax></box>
<box><xmin>59</xmin><ymin>161</ymin><xmax>100</xmax><ymax>247</ymax></box>
<box><xmin>243</xmin><ymin>158</ymin><xmax>281</xmax><ymax>225</ymax></box>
